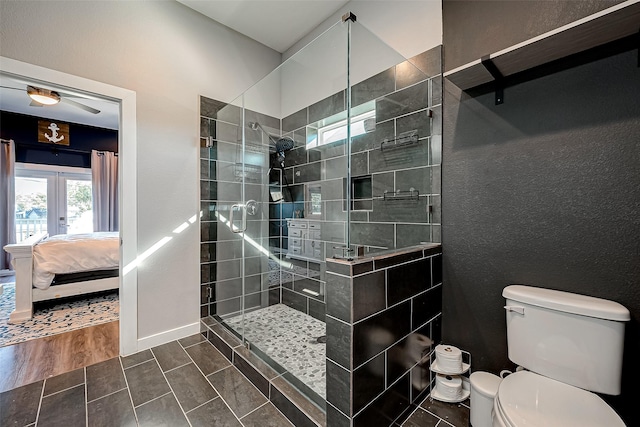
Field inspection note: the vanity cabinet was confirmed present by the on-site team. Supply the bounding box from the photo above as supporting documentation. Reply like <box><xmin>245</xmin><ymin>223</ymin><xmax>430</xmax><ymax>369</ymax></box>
<box><xmin>286</xmin><ymin>219</ymin><xmax>322</xmax><ymax>261</ymax></box>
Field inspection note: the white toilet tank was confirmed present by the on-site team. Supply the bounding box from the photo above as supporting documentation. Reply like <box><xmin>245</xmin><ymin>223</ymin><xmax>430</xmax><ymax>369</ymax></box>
<box><xmin>503</xmin><ymin>285</ymin><xmax>630</xmax><ymax>395</ymax></box>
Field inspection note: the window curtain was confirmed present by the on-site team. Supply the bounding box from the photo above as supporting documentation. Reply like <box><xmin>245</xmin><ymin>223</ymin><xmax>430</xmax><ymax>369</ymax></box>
<box><xmin>91</xmin><ymin>150</ymin><xmax>118</xmax><ymax>232</ymax></box>
<box><xmin>0</xmin><ymin>140</ymin><xmax>16</xmax><ymax>272</ymax></box>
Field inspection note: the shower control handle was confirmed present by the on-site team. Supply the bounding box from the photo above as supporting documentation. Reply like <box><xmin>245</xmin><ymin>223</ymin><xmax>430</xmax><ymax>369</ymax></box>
<box><xmin>230</xmin><ymin>204</ymin><xmax>248</xmax><ymax>234</ymax></box>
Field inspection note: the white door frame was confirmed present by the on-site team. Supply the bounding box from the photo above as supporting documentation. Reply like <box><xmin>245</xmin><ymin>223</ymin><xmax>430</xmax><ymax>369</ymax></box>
<box><xmin>1</xmin><ymin>56</ymin><xmax>138</xmax><ymax>356</ymax></box>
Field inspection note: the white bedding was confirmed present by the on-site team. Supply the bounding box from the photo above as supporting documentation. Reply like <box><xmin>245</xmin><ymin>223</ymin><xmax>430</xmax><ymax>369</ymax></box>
<box><xmin>32</xmin><ymin>232</ymin><xmax>119</xmax><ymax>289</ymax></box>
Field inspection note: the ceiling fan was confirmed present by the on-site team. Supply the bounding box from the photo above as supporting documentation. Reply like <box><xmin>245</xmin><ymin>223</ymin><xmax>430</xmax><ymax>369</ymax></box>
<box><xmin>0</xmin><ymin>84</ymin><xmax>101</xmax><ymax>114</ymax></box>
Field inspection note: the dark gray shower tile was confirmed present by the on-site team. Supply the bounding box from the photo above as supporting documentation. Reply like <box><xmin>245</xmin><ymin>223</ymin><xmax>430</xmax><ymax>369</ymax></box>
<box><xmin>396</xmin><ymin>59</ymin><xmax>430</xmax><ymax>90</ymax></box>
<box><xmin>376</xmin><ymin>81</ymin><xmax>429</xmax><ymax>123</ymax></box>
<box><xmin>327</xmin><ymin>316</ymin><xmax>351</xmax><ymax>369</ymax></box>
<box><xmin>326</xmin><ymin>272</ymin><xmax>352</xmax><ymax>323</ymax></box>
<box><xmin>136</xmin><ymin>393</ymin><xmax>189</xmax><ymax>427</ymax></box>
<box><xmin>430</xmin><ymin>135</ymin><xmax>442</xmax><ymax>166</ymax></box>
<box><xmin>201</xmin><ymin>221</ymin><xmax>217</xmax><ymax>243</ymax></box>
<box><xmin>0</xmin><ymin>381</ymin><xmax>43</xmax><ymax>426</ymax></box>
<box><xmin>321</xmin><ymin>178</ymin><xmax>345</xmax><ymax>201</ymax></box>
<box><xmin>325</xmin><ymin>155</ymin><xmax>347</xmax><ymax>179</ymax></box>
<box><xmin>431</xmin><ymin>254</ymin><xmax>442</xmax><ymax>285</ymax></box>
<box><xmin>353</xmin><ymin>353</ymin><xmax>386</xmax><ymax>414</ymax></box>
<box><xmin>369</xmin><ymin>138</ymin><xmax>430</xmax><ymax>174</ymax></box>
<box><xmin>405</xmin><ymin>46</ymin><xmax>442</xmax><ymax>85</ymax></box>
<box><xmin>321</xmin><ymin>221</ymin><xmax>346</xmax><ymax>244</ymax></box>
<box><xmin>293</xmin><ymin>277</ymin><xmax>323</xmax><ymax>301</ymax></box>
<box><xmin>87</xmin><ymin>389</ymin><xmax>137</xmax><ymax>427</ymax></box>
<box><xmin>396</xmin><ymin>167</ymin><xmax>431</xmax><ymax>197</ymax></box>
<box><xmin>38</xmin><ymin>384</ymin><xmax>86</xmax><ymax>427</ymax></box>
<box><xmin>200</xmin><ymin>117</ymin><xmax>210</xmax><ymax>138</ymax></box>
<box><xmin>372</xmin><ymin>171</ymin><xmax>394</xmax><ymax>197</ymax></box>
<box><xmin>283</xmin><ymin>107</ymin><xmax>308</xmax><ymax>132</ymax></box>
<box><xmin>327</xmin><ymin>404</ymin><xmax>351</xmax><ymax>427</ymax></box>
<box><xmin>165</xmin><ymin>363</ymin><xmax>218</xmax><ymax>412</ymax></box>
<box><xmin>215</xmin><ymin>120</ymin><xmax>240</xmax><ymax>144</ymax></box>
<box><xmin>352</xmin><ymin>68</ymin><xmax>395</xmax><ymax>107</ymax></box>
<box><xmin>215</xmin><ymin>260</ymin><xmax>242</xmax><ymax>282</ymax></box>
<box><xmin>353</xmin><ymin>301</ymin><xmax>412</xmax><ymax>367</ymax></box>
<box><xmin>245</xmin><ymin>110</ymin><xmax>279</xmax><ymax>131</ymax></box>
<box><xmin>43</xmin><ymin>367</ymin><xmax>84</xmax><ymax>396</ymax></box>
<box><xmin>217</xmin><ymin>104</ymin><xmax>242</xmax><ymax>125</ymax></box>
<box><xmin>370</xmin><ymin>197</ymin><xmax>429</xmax><ymax>224</ymax></box>
<box><xmin>351</xmin><ymin>151</ymin><xmax>369</xmax><ymax>176</ymax></box>
<box><xmin>241</xmin><ymin>402</ymin><xmax>294</xmax><ymax>426</ymax></box>
<box><xmin>201</xmin><ymin>96</ymin><xmax>228</xmax><ymax>119</ymax></box>
<box><xmin>282</xmin><ymin>287</ymin><xmax>307</xmax><ymax>313</ymax></box>
<box><xmin>216</xmin><ymin>181</ymin><xmax>242</xmax><ymax>202</ymax></box>
<box><xmin>354</xmin><ymin>373</ymin><xmax>411</xmax><ymax>427</ymax></box>
<box><xmin>310</xmin><ymin>140</ymin><xmax>346</xmax><ymax>161</ymax></box>
<box><xmin>397</xmin><ymin>109</ymin><xmax>431</xmax><ymax>139</ymax></box>
<box><xmin>232</xmin><ymin>353</ymin><xmax>269</xmax><ymax>397</ymax></box>
<box><xmin>185</xmin><ymin>341</ymin><xmax>231</xmax><ymax>376</ymax></box>
<box><xmin>284</xmin><ymin>146</ymin><xmax>308</xmax><ymax>166</ymax></box>
<box><xmin>412</xmin><ymin>285</ymin><xmax>442</xmax><ymax>329</ymax></box>
<box><xmin>327</xmin><ymin>359</ymin><xmax>351</xmax><ymax>416</ymax></box>
<box><xmin>352</xmin><ymin>270</ymin><xmax>386</xmax><ymax>322</ymax></box>
<box><xmin>352</xmin><ymin>119</ymin><xmax>394</xmax><ymax>153</ymax></box>
<box><xmin>431</xmin><ymin>195</ymin><xmax>441</xmax><ymax>223</ymax></box>
<box><xmin>121</xmin><ymin>349</ymin><xmax>154</xmax><ymax>369</ymax></box>
<box><xmin>86</xmin><ymin>357</ymin><xmax>127</xmax><ymax>402</ymax></box>
<box><xmin>187</xmin><ymin>397</ymin><xmax>242</xmax><ymax>427</ymax></box>
<box><xmin>207</xmin><ymin>367</ymin><xmax>267</xmax><ymax>418</ymax></box>
<box><xmin>388</xmin><ymin>258</ymin><xmax>431</xmax><ymax>306</ymax></box>
<box><xmin>396</xmin><ymin>224</ymin><xmax>432</xmax><ymax>248</ymax></box>
<box><xmin>430</xmin><ymin>105</ymin><xmax>442</xmax><ymax>136</ymax></box>
<box><xmin>270</xmin><ymin>380</ymin><xmax>321</xmax><ymax>427</ymax></box>
<box><xmin>431</xmin><ymin>76</ymin><xmax>442</xmax><ymax>106</ymax></box>
<box><xmin>124</xmin><ymin>359</ymin><xmax>171</xmax><ymax>407</ymax></box>
<box><xmin>309</xmin><ymin>298</ymin><xmax>326</xmax><ymax>321</ymax></box>
<box><xmin>293</xmin><ymin>162</ymin><xmax>321</xmax><ymax>183</ymax></box>
<box><xmin>309</xmin><ymin>90</ymin><xmax>345</xmax><ymax>123</ymax></box>
<box><xmin>350</xmin><ymin>222</ymin><xmax>394</xmax><ymax>249</ymax></box>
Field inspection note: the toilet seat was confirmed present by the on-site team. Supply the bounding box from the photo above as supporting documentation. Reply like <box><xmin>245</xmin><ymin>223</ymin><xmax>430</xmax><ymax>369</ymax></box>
<box><xmin>493</xmin><ymin>371</ymin><xmax>625</xmax><ymax>427</ymax></box>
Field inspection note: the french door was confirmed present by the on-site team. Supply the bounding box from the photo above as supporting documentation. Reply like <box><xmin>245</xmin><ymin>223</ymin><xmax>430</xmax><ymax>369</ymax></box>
<box><xmin>15</xmin><ymin>164</ymin><xmax>93</xmax><ymax>242</ymax></box>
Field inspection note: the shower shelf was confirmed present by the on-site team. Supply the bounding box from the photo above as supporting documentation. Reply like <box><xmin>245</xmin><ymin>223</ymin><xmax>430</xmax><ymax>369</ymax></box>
<box><xmin>380</xmin><ymin>129</ymin><xmax>419</xmax><ymax>151</ymax></box>
<box><xmin>383</xmin><ymin>188</ymin><xmax>419</xmax><ymax>201</ymax></box>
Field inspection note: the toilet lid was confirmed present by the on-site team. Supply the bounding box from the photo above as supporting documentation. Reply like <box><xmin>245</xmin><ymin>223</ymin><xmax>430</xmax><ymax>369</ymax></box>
<box><xmin>496</xmin><ymin>371</ymin><xmax>625</xmax><ymax>427</ymax></box>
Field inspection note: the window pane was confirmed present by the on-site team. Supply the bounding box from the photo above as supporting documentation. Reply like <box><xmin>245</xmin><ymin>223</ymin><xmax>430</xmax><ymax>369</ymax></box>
<box><xmin>15</xmin><ymin>177</ymin><xmax>48</xmax><ymax>242</ymax></box>
<box><xmin>66</xmin><ymin>180</ymin><xmax>93</xmax><ymax>234</ymax></box>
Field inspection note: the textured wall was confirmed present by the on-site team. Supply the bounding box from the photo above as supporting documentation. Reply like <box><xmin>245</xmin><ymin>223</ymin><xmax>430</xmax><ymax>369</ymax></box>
<box><xmin>442</xmin><ymin>2</ymin><xmax>640</xmax><ymax>424</ymax></box>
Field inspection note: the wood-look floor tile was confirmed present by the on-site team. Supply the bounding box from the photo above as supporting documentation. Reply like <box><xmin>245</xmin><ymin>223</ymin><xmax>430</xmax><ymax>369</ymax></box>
<box><xmin>241</xmin><ymin>402</ymin><xmax>294</xmax><ymax>427</ymax></box>
<box><xmin>38</xmin><ymin>384</ymin><xmax>86</xmax><ymax>427</ymax></box>
<box><xmin>186</xmin><ymin>397</ymin><xmax>242</xmax><ymax>427</ymax></box>
<box><xmin>0</xmin><ymin>380</ymin><xmax>43</xmax><ymax>426</ymax></box>
<box><xmin>87</xmin><ymin>388</ymin><xmax>137</xmax><ymax>427</ymax></box>
<box><xmin>135</xmin><ymin>393</ymin><xmax>189</xmax><ymax>427</ymax></box>
<box><xmin>121</xmin><ymin>349</ymin><xmax>153</xmax><ymax>369</ymax></box>
<box><xmin>420</xmin><ymin>396</ymin><xmax>470</xmax><ymax>427</ymax></box>
<box><xmin>185</xmin><ymin>341</ymin><xmax>230</xmax><ymax>376</ymax></box>
<box><xmin>124</xmin><ymin>359</ymin><xmax>170</xmax><ymax>407</ymax></box>
<box><xmin>207</xmin><ymin>367</ymin><xmax>267</xmax><ymax>418</ymax></box>
<box><xmin>43</xmin><ymin>368</ymin><xmax>84</xmax><ymax>396</ymax></box>
<box><xmin>165</xmin><ymin>363</ymin><xmax>218</xmax><ymax>412</ymax></box>
<box><xmin>402</xmin><ymin>407</ymin><xmax>440</xmax><ymax>427</ymax></box>
<box><xmin>0</xmin><ymin>321</ymin><xmax>118</xmax><ymax>393</ymax></box>
<box><xmin>151</xmin><ymin>341</ymin><xmax>191</xmax><ymax>372</ymax></box>
<box><xmin>86</xmin><ymin>357</ymin><xmax>127</xmax><ymax>402</ymax></box>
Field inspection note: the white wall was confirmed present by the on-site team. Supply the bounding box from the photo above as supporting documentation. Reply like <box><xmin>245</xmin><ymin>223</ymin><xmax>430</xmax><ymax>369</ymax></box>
<box><xmin>0</xmin><ymin>1</ymin><xmax>281</xmax><ymax>347</ymax></box>
<box><xmin>279</xmin><ymin>0</ymin><xmax>443</xmax><ymax>118</ymax></box>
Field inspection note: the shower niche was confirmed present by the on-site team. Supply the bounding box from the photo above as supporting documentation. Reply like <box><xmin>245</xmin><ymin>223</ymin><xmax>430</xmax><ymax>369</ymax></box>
<box><xmin>200</xmin><ymin>14</ymin><xmax>442</xmax><ymax>427</ymax></box>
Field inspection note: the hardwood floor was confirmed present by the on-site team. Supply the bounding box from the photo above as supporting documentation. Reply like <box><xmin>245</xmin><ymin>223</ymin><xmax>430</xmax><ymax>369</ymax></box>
<box><xmin>0</xmin><ymin>320</ymin><xmax>119</xmax><ymax>393</ymax></box>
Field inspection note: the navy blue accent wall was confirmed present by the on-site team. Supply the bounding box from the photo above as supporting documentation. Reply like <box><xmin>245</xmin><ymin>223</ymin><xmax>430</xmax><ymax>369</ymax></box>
<box><xmin>0</xmin><ymin>111</ymin><xmax>118</xmax><ymax>168</ymax></box>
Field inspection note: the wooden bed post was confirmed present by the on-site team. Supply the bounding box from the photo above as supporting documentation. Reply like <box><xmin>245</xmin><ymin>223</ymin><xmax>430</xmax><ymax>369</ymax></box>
<box><xmin>3</xmin><ymin>233</ymin><xmax>48</xmax><ymax>322</ymax></box>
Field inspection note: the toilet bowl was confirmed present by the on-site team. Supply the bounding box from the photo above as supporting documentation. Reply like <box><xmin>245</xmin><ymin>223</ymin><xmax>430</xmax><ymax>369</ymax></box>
<box><xmin>491</xmin><ymin>371</ymin><xmax>625</xmax><ymax>427</ymax></box>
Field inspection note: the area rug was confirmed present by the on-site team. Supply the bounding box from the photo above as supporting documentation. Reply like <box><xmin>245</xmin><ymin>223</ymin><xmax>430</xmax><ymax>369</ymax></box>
<box><xmin>0</xmin><ymin>283</ymin><xmax>119</xmax><ymax>347</ymax></box>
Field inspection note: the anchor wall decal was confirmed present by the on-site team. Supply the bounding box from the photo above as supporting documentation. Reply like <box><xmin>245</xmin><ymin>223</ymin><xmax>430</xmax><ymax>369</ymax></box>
<box><xmin>44</xmin><ymin>123</ymin><xmax>65</xmax><ymax>144</ymax></box>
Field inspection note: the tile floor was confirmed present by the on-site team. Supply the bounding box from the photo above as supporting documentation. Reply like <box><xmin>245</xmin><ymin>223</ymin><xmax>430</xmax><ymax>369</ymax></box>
<box><xmin>225</xmin><ymin>304</ymin><xmax>326</xmax><ymax>399</ymax></box>
<box><xmin>401</xmin><ymin>395</ymin><xmax>470</xmax><ymax>427</ymax></box>
<box><xmin>0</xmin><ymin>333</ymin><xmax>294</xmax><ymax>427</ymax></box>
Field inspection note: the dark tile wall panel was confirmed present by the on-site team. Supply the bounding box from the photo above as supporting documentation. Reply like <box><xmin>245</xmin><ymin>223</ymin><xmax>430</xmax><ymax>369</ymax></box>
<box><xmin>325</xmin><ymin>245</ymin><xmax>442</xmax><ymax>426</ymax></box>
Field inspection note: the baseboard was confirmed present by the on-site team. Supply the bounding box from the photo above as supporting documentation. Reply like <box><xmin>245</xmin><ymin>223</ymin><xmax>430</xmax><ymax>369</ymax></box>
<box><xmin>135</xmin><ymin>322</ymin><xmax>200</xmax><ymax>354</ymax></box>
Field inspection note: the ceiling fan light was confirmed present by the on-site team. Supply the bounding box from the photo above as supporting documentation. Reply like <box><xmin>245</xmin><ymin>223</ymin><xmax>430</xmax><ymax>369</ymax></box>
<box><xmin>27</xmin><ymin>85</ymin><xmax>60</xmax><ymax>105</ymax></box>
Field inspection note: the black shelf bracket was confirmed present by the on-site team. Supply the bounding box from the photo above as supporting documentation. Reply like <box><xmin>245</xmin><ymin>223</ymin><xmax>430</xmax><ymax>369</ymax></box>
<box><xmin>342</xmin><ymin>12</ymin><xmax>357</xmax><ymax>22</ymax></box>
<box><xmin>481</xmin><ymin>55</ymin><xmax>505</xmax><ymax>105</ymax></box>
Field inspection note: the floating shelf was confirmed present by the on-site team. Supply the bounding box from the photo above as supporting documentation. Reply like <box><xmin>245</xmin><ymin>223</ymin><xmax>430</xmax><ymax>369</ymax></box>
<box><xmin>444</xmin><ymin>0</ymin><xmax>640</xmax><ymax>91</ymax></box>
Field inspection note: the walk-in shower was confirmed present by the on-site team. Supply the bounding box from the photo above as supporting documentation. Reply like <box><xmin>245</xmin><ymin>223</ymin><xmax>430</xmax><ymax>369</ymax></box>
<box><xmin>200</xmin><ymin>12</ymin><xmax>442</xmax><ymax>425</ymax></box>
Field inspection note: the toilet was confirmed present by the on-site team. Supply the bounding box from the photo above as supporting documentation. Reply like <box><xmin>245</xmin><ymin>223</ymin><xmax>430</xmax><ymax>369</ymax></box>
<box><xmin>489</xmin><ymin>285</ymin><xmax>630</xmax><ymax>427</ymax></box>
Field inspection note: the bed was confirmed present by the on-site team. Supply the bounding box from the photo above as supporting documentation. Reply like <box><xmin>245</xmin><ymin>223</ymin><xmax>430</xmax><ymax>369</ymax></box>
<box><xmin>3</xmin><ymin>232</ymin><xmax>119</xmax><ymax>322</ymax></box>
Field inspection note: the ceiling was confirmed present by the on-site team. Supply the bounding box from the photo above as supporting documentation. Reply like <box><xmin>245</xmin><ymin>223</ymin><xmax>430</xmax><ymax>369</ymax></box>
<box><xmin>177</xmin><ymin>0</ymin><xmax>350</xmax><ymax>53</ymax></box>
<box><xmin>0</xmin><ymin>74</ymin><xmax>119</xmax><ymax>130</ymax></box>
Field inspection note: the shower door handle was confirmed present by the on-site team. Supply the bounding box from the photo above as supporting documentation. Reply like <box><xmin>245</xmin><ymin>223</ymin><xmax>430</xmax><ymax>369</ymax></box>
<box><xmin>229</xmin><ymin>204</ymin><xmax>247</xmax><ymax>233</ymax></box>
